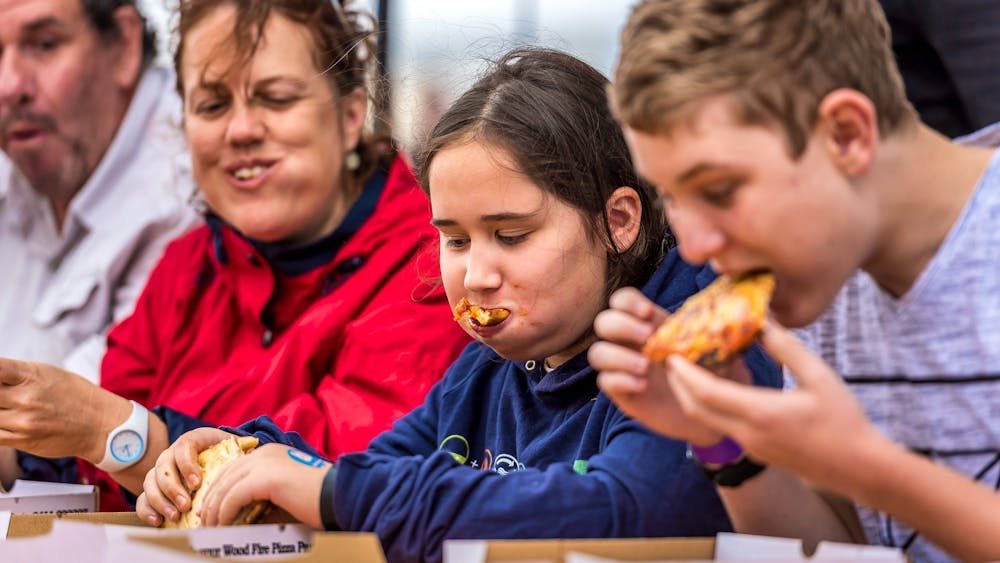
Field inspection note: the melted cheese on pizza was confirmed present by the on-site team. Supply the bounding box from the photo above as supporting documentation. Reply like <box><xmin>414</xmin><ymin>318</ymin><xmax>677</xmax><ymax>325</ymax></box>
<box><xmin>643</xmin><ymin>272</ymin><xmax>775</xmax><ymax>367</ymax></box>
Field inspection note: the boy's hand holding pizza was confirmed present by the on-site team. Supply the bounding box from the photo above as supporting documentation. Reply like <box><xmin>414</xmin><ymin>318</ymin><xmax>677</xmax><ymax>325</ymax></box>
<box><xmin>593</xmin><ymin>273</ymin><xmax>891</xmax><ymax>495</ymax></box>
<box><xmin>590</xmin><ymin>276</ymin><xmax>762</xmax><ymax>448</ymax></box>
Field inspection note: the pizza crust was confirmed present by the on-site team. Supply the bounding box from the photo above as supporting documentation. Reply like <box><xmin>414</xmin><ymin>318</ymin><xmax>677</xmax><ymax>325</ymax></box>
<box><xmin>162</xmin><ymin>436</ymin><xmax>270</xmax><ymax>528</ymax></box>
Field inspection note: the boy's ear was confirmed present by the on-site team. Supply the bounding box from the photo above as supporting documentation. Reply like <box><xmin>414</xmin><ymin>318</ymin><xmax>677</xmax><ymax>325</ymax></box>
<box><xmin>606</xmin><ymin>186</ymin><xmax>642</xmax><ymax>253</ymax></box>
<box><xmin>816</xmin><ymin>89</ymin><xmax>879</xmax><ymax>177</ymax></box>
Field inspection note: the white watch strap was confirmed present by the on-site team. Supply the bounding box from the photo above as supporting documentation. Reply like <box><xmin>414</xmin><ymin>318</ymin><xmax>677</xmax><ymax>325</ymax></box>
<box><xmin>95</xmin><ymin>400</ymin><xmax>149</xmax><ymax>473</ymax></box>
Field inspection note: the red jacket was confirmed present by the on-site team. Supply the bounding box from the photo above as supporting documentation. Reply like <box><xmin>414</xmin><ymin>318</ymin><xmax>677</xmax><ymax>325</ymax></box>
<box><xmin>91</xmin><ymin>157</ymin><xmax>468</xmax><ymax>505</ymax></box>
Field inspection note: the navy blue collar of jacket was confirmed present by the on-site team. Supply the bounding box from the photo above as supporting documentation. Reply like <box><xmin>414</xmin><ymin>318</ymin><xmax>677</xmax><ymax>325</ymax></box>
<box><xmin>641</xmin><ymin>249</ymin><xmax>718</xmax><ymax>311</ymax></box>
<box><xmin>468</xmin><ymin>344</ymin><xmax>596</xmax><ymax>404</ymax></box>
<box><xmin>205</xmin><ymin>167</ymin><xmax>388</xmax><ymax>276</ymax></box>
<box><xmin>513</xmin><ymin>249</ymin><xmax>716</xmax><ymax>399</ymax></box>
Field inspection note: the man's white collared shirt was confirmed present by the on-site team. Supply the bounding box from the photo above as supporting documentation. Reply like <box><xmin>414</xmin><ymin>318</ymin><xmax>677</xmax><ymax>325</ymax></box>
<box><xmin>0</xmin><ymin>66</ymin><xmax>199</xmax><ymax>383</ymax></box>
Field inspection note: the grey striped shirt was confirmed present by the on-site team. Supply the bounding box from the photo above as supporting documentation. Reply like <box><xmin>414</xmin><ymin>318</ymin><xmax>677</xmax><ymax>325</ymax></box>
<box><xmin>794</xmin><ymin>147</ymin><xmax>1000</xmax><ymax>562</ymax></box>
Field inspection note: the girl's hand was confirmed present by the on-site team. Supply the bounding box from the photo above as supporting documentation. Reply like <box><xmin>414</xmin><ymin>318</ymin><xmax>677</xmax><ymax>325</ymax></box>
<box><xmin>197</xmin><ymin>443</ymin><xmax>329</xmax><ymax>528</ymax></box>
<box><xmin>137</xmin><ymin>427</ymin><xmax>237</xmax><ymax>526</ymax></box>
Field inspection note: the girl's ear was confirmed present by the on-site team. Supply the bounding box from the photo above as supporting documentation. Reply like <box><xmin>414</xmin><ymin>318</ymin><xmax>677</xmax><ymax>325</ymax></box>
<box><xmin>606</xmin><ymin>186</ymin><xmax>642</xmax><ymax>253</ymax></box>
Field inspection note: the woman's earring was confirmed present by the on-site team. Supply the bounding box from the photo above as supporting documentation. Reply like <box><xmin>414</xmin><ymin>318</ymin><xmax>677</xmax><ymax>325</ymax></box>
<box><xmin>345</xmin><ymin>150</ymin><xmax>361</xmax><ymax>171</ymax></box>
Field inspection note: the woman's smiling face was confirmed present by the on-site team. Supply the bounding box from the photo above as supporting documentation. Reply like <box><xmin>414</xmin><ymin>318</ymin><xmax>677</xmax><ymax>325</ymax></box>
<box><xmin>430</xmin><ymin>141</ymin><xmax>611</xmax><ymax>367</ymax></box>
<box><xmin>179</xmin><ymin>5</ymin><xmax>364</xmax><ymax>244</ymax></box>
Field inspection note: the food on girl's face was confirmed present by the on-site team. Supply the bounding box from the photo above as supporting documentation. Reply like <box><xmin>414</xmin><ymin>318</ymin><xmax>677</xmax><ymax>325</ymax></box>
<box><xmin>643</xmin><ymin>272</ymin><xmax>775</xmax><ymax>368</ymax></box>
<box><xmin>162</xmin><ymin>436</ymin><xmax>270</xmax><ymax>529</ymax></box>
<box><xmin>453</xmin><ymin>297</ymin><xmax>511</xmax><ymax>327</ymax></box>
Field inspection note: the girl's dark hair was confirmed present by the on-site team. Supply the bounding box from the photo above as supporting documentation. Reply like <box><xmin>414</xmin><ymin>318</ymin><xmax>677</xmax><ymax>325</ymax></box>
<box><xmin>174</xmin><ymin>0</ymin><xmax>390</xmax><ymax>183</ymax></box>
<box><xmin>415</xmin><ymin>47</ymin><xmax>670</xmax><ymax>298</ymax></box>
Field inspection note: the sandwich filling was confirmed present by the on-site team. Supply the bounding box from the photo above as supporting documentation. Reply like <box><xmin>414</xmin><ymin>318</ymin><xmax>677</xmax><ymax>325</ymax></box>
<box><xmin>162</xmin><ymin>436</ymin><xmax>270</xmax><ymax>528</ymax></box>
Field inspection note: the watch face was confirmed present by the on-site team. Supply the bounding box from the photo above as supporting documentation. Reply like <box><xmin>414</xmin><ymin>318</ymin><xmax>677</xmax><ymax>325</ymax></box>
<box><xmin>110</xmin><ymin>429</ymin><xmax>145</xmax><ymax>463</ymax></box>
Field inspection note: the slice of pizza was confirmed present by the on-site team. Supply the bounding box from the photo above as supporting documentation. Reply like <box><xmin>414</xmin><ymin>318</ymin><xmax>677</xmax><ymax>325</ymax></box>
<box><xmin>453</xmin><ymin>297</ymin><xmax>510</xmax><ymax>327</ymax></box>
<box><xmin>162</xmin><ymin>436</ymin><xmax>270</xmax><ymax>529</ymax></box>
<box><xmin>643</xmin><ymin>272</ymin><xmax>775</xmax><ymax>368</ymax></box>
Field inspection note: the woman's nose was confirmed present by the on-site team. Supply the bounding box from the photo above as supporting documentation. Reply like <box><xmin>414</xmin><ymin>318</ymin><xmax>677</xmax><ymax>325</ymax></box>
<box><xmin>224</xmin><ymin>103</ymin><xmax>265</xmax><ymax>146</ymax></box>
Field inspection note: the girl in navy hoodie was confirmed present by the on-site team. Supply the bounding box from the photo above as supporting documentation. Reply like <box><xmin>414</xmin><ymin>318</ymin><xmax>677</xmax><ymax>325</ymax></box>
<box><xmin>137</xmin><ymin>48</ymin><xmax>782</xmax><ymax>563</ymax></box>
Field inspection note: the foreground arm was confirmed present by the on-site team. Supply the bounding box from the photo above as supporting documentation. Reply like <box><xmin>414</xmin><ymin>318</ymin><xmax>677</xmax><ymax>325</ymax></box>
<box><xmin>716</xmin><ymin>466</ymin><xmax>863</xmax><ymax>547</ymax></box>
<box><xmin>141</xmin><ymin>389</ymin><xmax>728</xmax><ymax>563</ymax></box>
<box><xmin>324</xmin><ymin>358</ymin><xmax>729</xmax><ymax>563</ymax></box>
<box><xmin>331</xmin><ymin>426</ymin><xmax>726</xmax><ymax>563</ymax></box>
<box><xmin>137</xmin><ymin>416</ymin><xmax>330</xmax><ymax>525</ymax></box>
<box><xmin>194</xmin><ymin>442</ymin><xmax>328</xmax><ymax>528</ymax></box>
<box><xmin>664</xmin><ymin>323</ymin><xmax>1000</xmax><ymax>561</ymax></box>
<box><xmin>0</xmin><ymin>358</ymin><xmax>170</xmax><ymax>494</ymax></box>
<box><xmin>589</xmin><ymin>287</ymin><xmax>855</xmax><ymax>546</ymax></box>
<box><xmin>136</xmin><ymin>363</ymin><xmax>453</xmax><ymax>527</ymax></box>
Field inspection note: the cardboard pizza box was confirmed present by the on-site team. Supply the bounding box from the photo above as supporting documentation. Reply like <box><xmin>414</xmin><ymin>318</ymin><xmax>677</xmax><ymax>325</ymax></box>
<box><xmin>117</xmin><ymin>532</ymin><xmax>385</xmax><ymax>562</ymax></box>
<box><xmin>0</xmin><ymin>480</ymin><xmax>96</xmax><ymax>515</ymax></box>
<box><xmin>443</xmin><ymin>533</ymin><xmax>906</xmax><ymax>563</ymax></box>
<box><xmin>4</xmin><ymin>510</ymin><xmax>142</xmax><ymax>538</ymax></box>
<box><xmin>2</xmin><ymin>512</ymin><xmax>386</xmax><ymax>562</ymax></box>
<box><xmin>444</xmin><ymin>537</ymin><xmax>715</xmax><ymax>563</ymax></box>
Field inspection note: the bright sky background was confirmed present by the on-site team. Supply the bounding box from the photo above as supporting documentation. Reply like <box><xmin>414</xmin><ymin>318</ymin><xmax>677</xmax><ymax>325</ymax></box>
<box><xmin>140</xmin><ymin>1</ymin><xmax>634</xmax><ymax>149</ymax></box>
<box><xmin>389</xmin><ymin>1</ymin><xmax>632</xmax><ymax>148</ymax></box>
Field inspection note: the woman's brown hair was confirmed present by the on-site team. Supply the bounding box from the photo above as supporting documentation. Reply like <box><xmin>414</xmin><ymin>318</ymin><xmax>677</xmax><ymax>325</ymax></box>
<box><xmin>174</xmin><ymin>0</ymin><xmax>390</xmax><ymax>181</ymax></box>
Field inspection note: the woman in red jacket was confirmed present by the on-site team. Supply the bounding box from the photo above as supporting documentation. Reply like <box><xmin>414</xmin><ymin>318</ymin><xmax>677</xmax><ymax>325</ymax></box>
<box><xmin>0</xmin><ymin>0</ymin><xmax>469</xmax><ymax>509</ymax></box>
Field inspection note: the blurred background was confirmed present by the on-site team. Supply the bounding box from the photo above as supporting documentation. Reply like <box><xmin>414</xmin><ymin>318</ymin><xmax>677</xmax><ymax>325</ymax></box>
<box><xmin>139</xmin><ymin>0</ymin><xmax>635</xmax><ymax>152</ymax></box>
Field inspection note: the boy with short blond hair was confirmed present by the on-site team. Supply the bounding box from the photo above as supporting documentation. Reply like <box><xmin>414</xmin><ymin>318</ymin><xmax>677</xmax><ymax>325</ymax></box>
<box><xmin>590</xmin><ymin>0</ymin><xmax>1000</xmax><ymax>561</ymax></box>
<box><xmin>614</xmin><ymin>0</ymin><xmax>915</xmax><ymax>155</ymax></box>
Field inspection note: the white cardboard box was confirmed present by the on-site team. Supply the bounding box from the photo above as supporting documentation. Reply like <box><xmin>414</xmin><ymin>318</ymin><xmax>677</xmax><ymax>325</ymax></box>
<box><xmin>0</xmin><ymin>480</ymin><xmax>96</xmax><ymax>514</ymax></box>
<box><xmin>443</xmin><ymin>533</ymin><xmax>906</xmax><ymax>563</ymax></box>
<box><xmin>1</xmin><ymin>513</ymin><xmax>387</xmax><ymax>562</ymax></box>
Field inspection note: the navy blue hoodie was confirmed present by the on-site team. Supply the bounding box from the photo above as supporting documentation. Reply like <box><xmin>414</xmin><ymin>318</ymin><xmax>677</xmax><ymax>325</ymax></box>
<box><xmin>237</xmin><ymin>250</ymin><xmax>783</xmax><ymax>563</ymax></box>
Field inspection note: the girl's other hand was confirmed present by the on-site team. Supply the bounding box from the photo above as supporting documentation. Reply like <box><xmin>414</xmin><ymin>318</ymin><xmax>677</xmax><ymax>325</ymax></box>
<box><xmin>136</xmin><ymin>427</ymin><xmax>238</xmax><ymax>526</ymax></box>
<box><xmin>197</xmin><ymin>443</ymin><xmax>329</xmax><ymax>529</ymax></box>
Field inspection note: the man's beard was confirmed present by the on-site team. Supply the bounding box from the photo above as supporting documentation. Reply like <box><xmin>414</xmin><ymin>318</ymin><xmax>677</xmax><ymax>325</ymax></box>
<box><xmin>30</xmin><ymin>138</ymin><xmax>90</xmax><ymax>205</ymax></box>
<box><xmin>1</xmin><ymin>110</ymin><xmax>91</xmax><ymax>205</ymax></box>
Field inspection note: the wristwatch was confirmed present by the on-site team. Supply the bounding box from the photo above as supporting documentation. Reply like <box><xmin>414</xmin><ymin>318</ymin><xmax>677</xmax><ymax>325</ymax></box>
<box><xmin>96</xmin><ymin>401</ymin><xmax>149</xmax><ymax>473</ymax></box>
<box><xmin>687</xmin><ymin>439</ymin><xmax>766</xmax><ymax>488</ymax></box>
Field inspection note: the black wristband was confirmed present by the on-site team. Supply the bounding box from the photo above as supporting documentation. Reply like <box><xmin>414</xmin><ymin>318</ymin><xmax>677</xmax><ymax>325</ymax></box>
<box><xmin>687</xmin><ymin>445</ymin><xmax>767</xmax><ymax>488</ymax></box>
<box><xmin>319</xmin><ymin>463</ymin><xmax>339</xmax><ymax>531</ymax></box>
